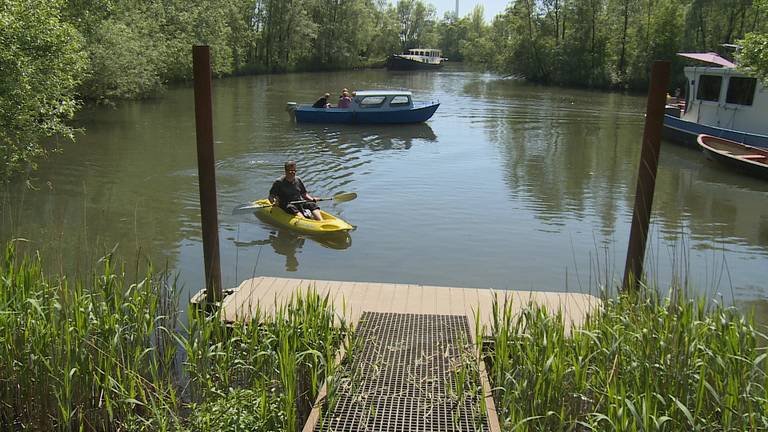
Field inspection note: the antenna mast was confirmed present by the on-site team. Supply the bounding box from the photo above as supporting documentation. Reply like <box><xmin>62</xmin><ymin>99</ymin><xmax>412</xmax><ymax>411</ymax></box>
<box><xmin>455</xmin><ymin>0</ymin><xmax>459</xmax><ymax>18</ymax></box>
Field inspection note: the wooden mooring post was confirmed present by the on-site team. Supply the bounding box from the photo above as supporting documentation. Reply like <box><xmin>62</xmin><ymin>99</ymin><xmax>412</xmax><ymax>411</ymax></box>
<box><xmin>192</xmin><ymin>45</ymin><xmax>222</xmax><ymax>304</ymax></box>
<box><xmin>622</xmin><ymin>61</ymin><xmax>671</xmax><ymax>292</ymax></box>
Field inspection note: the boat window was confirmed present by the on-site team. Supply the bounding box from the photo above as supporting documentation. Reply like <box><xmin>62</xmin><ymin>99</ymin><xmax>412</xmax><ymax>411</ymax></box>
<box><xmin>390</xmin><ymin>96</ymin><xmax>410</xmax><ymax>106</ymax></box>
<box><xmin>725</xmin><ymin>77</ymin><xmax>757</xmax><ymax>105</ymax></box>
<box><xmin>359</xmin><ymin>96</ymin><xmax>386</xmax><ymax>107</ymax></box>
<box><xmin>697</xmin><ymin>75</ymin><xmax>722</xmax><ymax>102</ymax></box>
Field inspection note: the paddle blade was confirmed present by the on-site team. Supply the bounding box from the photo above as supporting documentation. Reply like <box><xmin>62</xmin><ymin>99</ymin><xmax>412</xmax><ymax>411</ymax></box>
<box><xmin>333</xmin><ymin>192</ymin><xmax>357</xmax><ymax>202</ymax></box>
<box><xmin>232</xmin><ymin>202</ymin><xmax>270</xmax><ymax>215</ymax></box>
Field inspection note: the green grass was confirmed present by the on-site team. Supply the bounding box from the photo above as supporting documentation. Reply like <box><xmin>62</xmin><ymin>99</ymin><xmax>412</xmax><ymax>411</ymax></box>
<box><xmin>3</xmin><ymin>240</ymin><xmax>767</xmax><ymax>431</ymax></box>
<box><xmin>483</xmin><ymin>289</ymin><xmax>768</xmax><ymax>431</ymax></box>
<box><xmin>0</xmin><ymin>242</ymin><xmax>345</xmax><ymax>431</ymax></box>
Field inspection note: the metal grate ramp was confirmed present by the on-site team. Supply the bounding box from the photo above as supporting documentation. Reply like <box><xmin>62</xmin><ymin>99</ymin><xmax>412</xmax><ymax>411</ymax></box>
<box><xmin>314</xmin><ymin>312</ymin><xmax>490</xmax><ymax>432</ymax></box>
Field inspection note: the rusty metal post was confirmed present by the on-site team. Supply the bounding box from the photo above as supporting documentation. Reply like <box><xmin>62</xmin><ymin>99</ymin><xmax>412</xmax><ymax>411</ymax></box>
<box><xmin>192</xmin><ymin>45</ymin><xmax>222</xmax><ymax>303</ymax></box>
<box><xmin>622</xmin><ymin>61</ymin><xmax>671</xmax><ymax>292</ymax></box>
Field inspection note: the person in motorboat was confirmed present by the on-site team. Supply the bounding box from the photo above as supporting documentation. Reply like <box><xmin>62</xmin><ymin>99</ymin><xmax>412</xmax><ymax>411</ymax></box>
<box><xmin>268</xmin><ymin>161</ymin><xmax>322</xmax><ymax>220</ymax></box>
<box><xmin>338</xmin><ymin>91</ymin><xmax>352</xmax><ymax>108</ymax></box>
<box><xmin>312</xmin><ymin>93</ymin><xmax>331</xmax><ymax>108</ymax></box>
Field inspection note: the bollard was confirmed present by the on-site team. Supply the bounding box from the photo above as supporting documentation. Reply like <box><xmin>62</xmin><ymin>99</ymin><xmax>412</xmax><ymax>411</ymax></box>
<box><xmin>622</xmin><ymin>61</ymin><xmax>671</xmax><ymax>292</ymax></box>
<box><xmin>192</xmin><ymin>45</ymin><xmax>222</xmax><ymax>304</ymax></box>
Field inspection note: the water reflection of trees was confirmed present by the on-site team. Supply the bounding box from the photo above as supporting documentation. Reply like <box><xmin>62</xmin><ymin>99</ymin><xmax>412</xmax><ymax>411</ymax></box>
<box><xmin>487</xmin><ymin>82</ymin><xmax>768</xmax><ymax>250</ymax></box>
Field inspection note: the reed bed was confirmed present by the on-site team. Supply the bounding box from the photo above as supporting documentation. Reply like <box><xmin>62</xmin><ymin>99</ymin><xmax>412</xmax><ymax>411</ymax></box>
<box><xmin>484</xmin><ymin>290</ymin><xmax>768</xmax><ymax>431</ymax></box>
<box><xmin>0</xmin><ymin>243</ymin><xmax>344</xmax><ymax>431</ymax></box>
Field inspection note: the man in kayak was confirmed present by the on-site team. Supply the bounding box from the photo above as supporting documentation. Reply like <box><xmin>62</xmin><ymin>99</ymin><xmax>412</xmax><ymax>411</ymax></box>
<box><xmin>268</xmin><ymin>161</ymin><xmax>322</xmax><ymax>220</ymax></box>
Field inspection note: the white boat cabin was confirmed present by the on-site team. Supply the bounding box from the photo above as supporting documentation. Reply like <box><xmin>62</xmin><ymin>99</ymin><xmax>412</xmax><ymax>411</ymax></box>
<box><xmin>398</xmin><ymin>48</ymin><xmax>444</xmax><ymax>65</ymax></box>
<box><xmin>351</xmin><ymin>90</ymin><xmax>414</xmax><ymax>110</ymax></box>
<box><xmin>682</xmin><ymin>65</ymin><xmax>767</xmax><ymax>135</ymax></box>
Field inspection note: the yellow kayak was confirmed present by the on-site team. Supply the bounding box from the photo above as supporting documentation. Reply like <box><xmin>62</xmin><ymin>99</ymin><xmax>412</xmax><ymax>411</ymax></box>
<box><xmin>252</xmin><ymin>199</ymin><xmax>354</xmax><ymax>234</ymax></box>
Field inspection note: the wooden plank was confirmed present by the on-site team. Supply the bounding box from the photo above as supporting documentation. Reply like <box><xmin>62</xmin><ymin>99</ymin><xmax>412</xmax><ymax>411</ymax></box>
<box><xmin>375</xmin><ymin>281</ymin><xmax>399</xmax><ymax>315</ymax></box>
<box><xmin>344</xmin><ymin>282</ymin><xmax>373</xmax><ymax>323</ymax></box>
<box><xmin>417</xmin><ymin>284</ymin><xmax>432</xmax><ymax>314</ymax></box>
<box><xmin>221</xmin><ymin>277</ymin><xmax>259</xmax><ymax>321</ymax></box>
<box><xmin>427</xmin><ymin>284</ymin><xmax>450</xmax><ymax>315</ymax></box>
<box><xmin>224</xmin><ymin>277</ymin><xmax>266</xmax><ymax>322</ymax></box>
<box><xmin>272</xmin><ymin>277</ymin><xmax>294</xmax><ymax>306</ymax></box>
<box><xmin>463</xmin><ymin>287</ymin><xmax>481</xmax><ymax>324</ymax></box>
<box><xmin>220</xmin><ymin>277</ymin><xmax>601</xmax><ymax>335</ymax></box>
<box><xmin>218</xmin><ymin>278</ymin><xmax>247</xmax><ymax>312</ymax></box>
<box><xmin>247</xmin><ymin>276</ymin><xmax>282</xmax><ymax>317</ymax></box>
<box><xmin>403</xmin><ymin>283</ymin><xmax>421</xmax><ymax>314</ymax></box>
<box><xmin>447</xmin><ymin>285</ymin><xmax>465</xmax><ymax>316</ymax></box>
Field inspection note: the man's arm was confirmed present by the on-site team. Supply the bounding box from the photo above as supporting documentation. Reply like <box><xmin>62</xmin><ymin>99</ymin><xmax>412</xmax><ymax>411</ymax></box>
<box><xmin>298</xmin><ymin>179</ymin><xmax>317</xmax><ymax>202</ymax></box>
<box><xmin>268</xmin><ymin>181</ymin><xmax>280</xmax><ymax>205</ymax></box>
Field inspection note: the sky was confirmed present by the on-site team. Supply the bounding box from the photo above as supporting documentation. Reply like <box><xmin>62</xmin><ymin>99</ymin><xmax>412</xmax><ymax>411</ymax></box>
<box><xmin>427</xmin><ymin>0</ymin><xmax>510</xmax><ymax>22</ymax></box>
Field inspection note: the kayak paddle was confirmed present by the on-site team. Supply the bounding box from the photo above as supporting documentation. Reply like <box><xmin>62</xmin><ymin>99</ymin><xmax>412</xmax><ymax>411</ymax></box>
<box><xmin>232</xmin><ymin>192</ymin><xmax>357</xmax><ymax>215</ymax></box>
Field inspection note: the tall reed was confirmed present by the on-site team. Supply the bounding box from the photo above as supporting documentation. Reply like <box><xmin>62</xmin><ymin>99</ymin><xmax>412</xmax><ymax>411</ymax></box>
<box><xmin>485</xmin><ymin>289</ymin><xmax>768</xmax><ymax>431</ymax></box>
<box><xmin>0</xmin><ymin>243</ymin><xmax>345</xmax><ymax>431</ymax></box>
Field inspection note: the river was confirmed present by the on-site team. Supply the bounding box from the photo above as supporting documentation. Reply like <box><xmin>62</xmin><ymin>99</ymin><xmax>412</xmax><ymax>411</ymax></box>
<box><xmin>2</xmin><ymin>64</ymin><xmax>767</xmax><ymax>319</ymax></box>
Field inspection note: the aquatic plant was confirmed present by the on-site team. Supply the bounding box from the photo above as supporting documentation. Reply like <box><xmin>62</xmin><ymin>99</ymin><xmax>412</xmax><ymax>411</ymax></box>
<box><xmin>484</xmin><ymin>289</ymin><xmax>768</xmax><ymax>431</ymax></box>
<box><xmin>0</xmin><ymin>242</ymin><xmax>344</xmax><ymax>431</ymax></box>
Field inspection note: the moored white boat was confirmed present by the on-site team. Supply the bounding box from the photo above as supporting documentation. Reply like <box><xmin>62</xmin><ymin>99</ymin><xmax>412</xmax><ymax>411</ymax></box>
<box><xmin>663</xmin><ymin>52</ymin><xmax>768</xmax><ymax>148</ymax></box>
<box><xmin>386</xmin><ymin>48</ymin><xmax>446</xmax><ymax>70</ymax></box>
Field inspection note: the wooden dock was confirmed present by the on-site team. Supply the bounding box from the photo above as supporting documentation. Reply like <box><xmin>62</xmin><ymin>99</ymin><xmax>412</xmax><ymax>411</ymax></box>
<box><xmin>219</xmin><ymin>276</ymin><xmax>599</xmax><ymax>334</ymax></box>
<box><xmin>207</xmin><ymin>276</ymin><xmax>599</xmax><ymax>432</ymax></box>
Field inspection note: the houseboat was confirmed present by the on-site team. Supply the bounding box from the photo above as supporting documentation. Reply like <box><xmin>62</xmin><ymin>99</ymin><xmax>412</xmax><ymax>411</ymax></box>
<box><xmin>663</xmin><ymin>52</ymin><xmax>768</xmax><ymax>148</ymax></box>
<box><xmin>288</xmin><ymin>90</ymin><xmax>439</xmax><ymax>124</ymax></box>
<box><xmin>386</xmin><ymin>48</ymin><xmax>445</xmax><ymax>70</ymax></box>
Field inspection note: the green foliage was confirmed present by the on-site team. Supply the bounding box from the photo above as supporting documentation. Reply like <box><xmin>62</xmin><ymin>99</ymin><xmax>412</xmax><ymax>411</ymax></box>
<box><xmin>81</xmin><ymin>8</ymin><xmax>166</xmax><ymax>100</ymax></box>
<box><xmin>11</xmin><ymin>0</ymin><xmax>765</xmax><ymax>180</ymax></box>
<box><xmin>458</xmin><ymin>0</ymin><xmax>767</xmax><ymax>90</ymax></box>
<box><xmin>486</xmin><ymin>291</ymin><xmax>768</xmax><ymax>430</ymax></box>
<box><xmin>0</xmin><ymin>0</ymin><xmax>86</xmax><ymax>180</ymax></box>
<box><xmin>0</xmin><ymin>242</ymin><xmax>344</xmax><ymax>430</ymax></box>
<box><xmin>396</xmin><ymin>0</ymin><xmax>438</xmax><ymax>49</ymax></box>
<box><xmin>739</xmin><ymin>32</ymin><xmax>768</xmax><ymax>82</ymax></box>
<box><xmin>186</xmin><ymin>389</ymin><xmax>285</xmax><ymax>432</ymax></box>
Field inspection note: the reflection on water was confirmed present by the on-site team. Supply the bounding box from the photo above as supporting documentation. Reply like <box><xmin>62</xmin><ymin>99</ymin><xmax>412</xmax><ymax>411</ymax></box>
<box><xmin>2</xmin><ymin>64</ymin><xmax>766</xmax><ymax>313</ymax></box>
<box><xmin>234</xmin><ymin>221</ymin><xmax>351</xmax><ymax>271</ymax></box>
<box><xmin>295</xmin><ymin>122</ymin><xmax>437</xmax><ymax>152</ymax></box>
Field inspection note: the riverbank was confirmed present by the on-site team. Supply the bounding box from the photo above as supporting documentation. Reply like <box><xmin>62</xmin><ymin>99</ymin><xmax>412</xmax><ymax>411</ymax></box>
<box><xmin>1</xmin><ymin>243</ymin><xmax>765</xmax><ymax>430</ymax></box>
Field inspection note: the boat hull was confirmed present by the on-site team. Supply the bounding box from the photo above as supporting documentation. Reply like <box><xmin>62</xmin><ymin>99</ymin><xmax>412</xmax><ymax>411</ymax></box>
<box><xmin>386</xmin><ymin>56</ymin><xmax>443</xmax><ymax>70</ymax></box>
<box><xmin>697</xmin><ymin>135</ymin><xmax>768</xmax><ymax>180</ymax></box>
<box><xmin>663</xmin><ymin>115</ymin><xmax>768</xmax><ymax>149</ymax></box>
<box><xmin>252</xmin><ymin>199</ymin><xmax>354</xmax><ymax>234</ymax></box>
<box><xmin>294</xmin><ymin>102</ymin><xmax>439</xmax><ymax>124</ymax></box>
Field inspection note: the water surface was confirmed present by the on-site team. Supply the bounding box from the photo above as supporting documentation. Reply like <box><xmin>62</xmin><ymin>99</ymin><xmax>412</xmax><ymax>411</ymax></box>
<box><xmin>3</xmin><ymin>65</ymin><xmax>767</xmax><ymax>318</ymax></box>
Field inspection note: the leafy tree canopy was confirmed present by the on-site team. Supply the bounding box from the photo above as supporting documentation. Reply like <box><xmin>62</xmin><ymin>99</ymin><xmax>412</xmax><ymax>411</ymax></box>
<box><xmin>0</xmin><ymin>0</ymin><xmax>86</xmax><ymax>180</ymax></box>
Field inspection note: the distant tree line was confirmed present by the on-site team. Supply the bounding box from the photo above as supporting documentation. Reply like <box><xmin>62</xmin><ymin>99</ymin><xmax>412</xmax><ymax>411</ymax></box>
<box><xmin>453</xmin><ymin>0</ymin><xmax>768</xmax><ymax>90</ymax></box>
<box><xmin>0</xmin><ymin>0</ymin><xmax>441</xmax><ymax>179</ymax></box>
<box><xmin>2</xmin><ymin>0</ymin><xmax>768</xmax><ymax>180</ymax></box>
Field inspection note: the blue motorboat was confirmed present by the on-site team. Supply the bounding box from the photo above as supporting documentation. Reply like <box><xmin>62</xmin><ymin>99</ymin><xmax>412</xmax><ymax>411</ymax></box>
<box><xmin>289</xmin><ymin>90</ymin><xmax>439</xmax><ymax>124</ymax></box>
<box><xmin>662</xmin><ymin>52</ymin><xmax>768</xmax><ymax>148</ymax></box>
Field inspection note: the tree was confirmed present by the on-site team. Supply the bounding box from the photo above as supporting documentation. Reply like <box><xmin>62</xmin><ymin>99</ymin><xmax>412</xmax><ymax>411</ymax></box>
<box><xmin>0</xmin><ymin>0</ymin><xmax>86</xmax><ymax>180</ymax></box>
<box><xmin>395</xmin><ymin>0</ymin><xmax>437</xmax><ymax>49</ymax></box>
<box><xmin>738</xmin><ymin>0</ymin><xmax>768</xmax><ymax>82</ymax></box>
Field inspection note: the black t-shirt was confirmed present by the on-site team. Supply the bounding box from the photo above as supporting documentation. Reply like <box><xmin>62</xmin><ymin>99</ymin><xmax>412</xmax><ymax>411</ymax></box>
<box><xmin>269</xmin><ymin>176</ymin><xmax>307</xmax><ymax>209</ymax></box>
<box><xmin>312</xmin><ymin>97</ymin><xmax>328</xmax><ymax>108</ymax></box>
